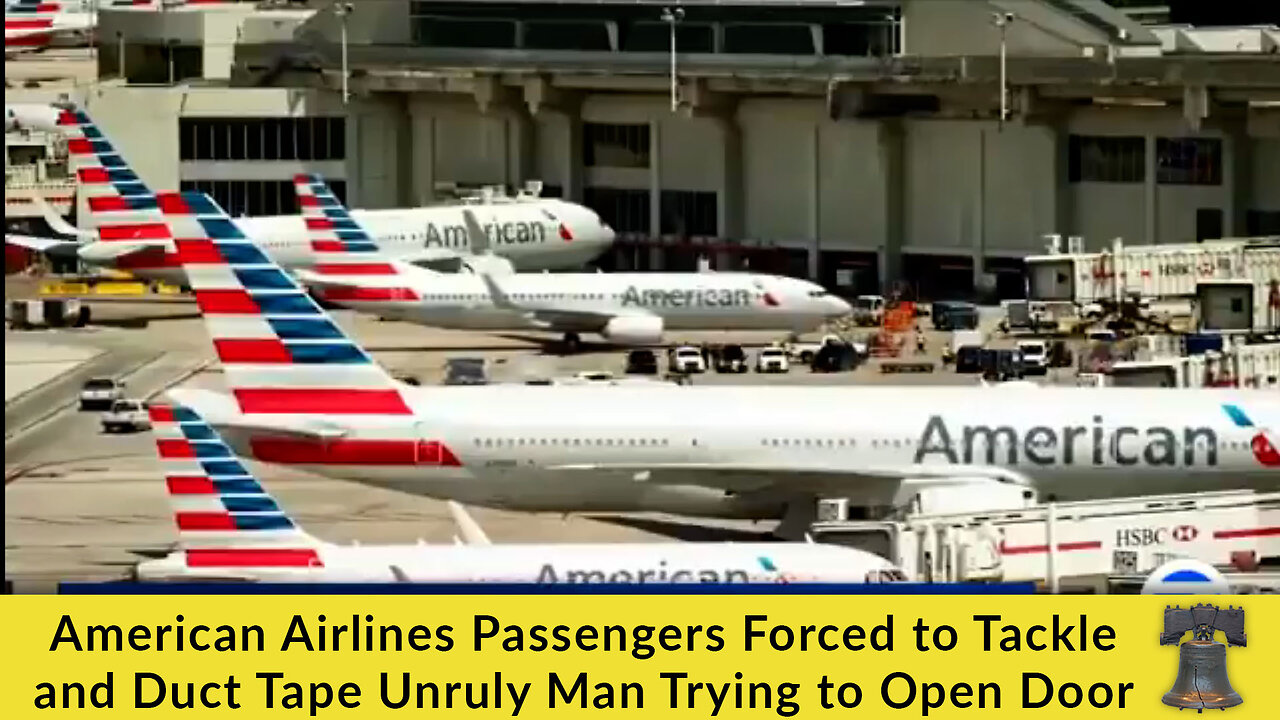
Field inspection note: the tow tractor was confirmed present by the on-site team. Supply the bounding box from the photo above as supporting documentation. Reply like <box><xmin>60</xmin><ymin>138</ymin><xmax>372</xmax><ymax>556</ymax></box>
<box><xmin>809</xmin><ymin>489</ymin><xmax>1279</xmax><ymax>593</ymax></box>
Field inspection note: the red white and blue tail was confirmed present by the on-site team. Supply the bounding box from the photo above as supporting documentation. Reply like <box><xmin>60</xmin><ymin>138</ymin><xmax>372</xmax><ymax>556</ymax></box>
<box><xmin>55</xmin><ymin>106</ymin><xmax>164</xmax><ymax>219</ymax></box>
<box><xmin>148</xmin><ymin>402</ymin><xmax>324</xmax><ymax>568</ymax></box>
<box><xmin>292</xmin><ymin>172</ymin><xmax>422</xmax><ymax>302</ymax></box>
<box><xmin>157</xmin><ymin>190</ymin><xmax>413</xmax><ymax>416</ymax></box>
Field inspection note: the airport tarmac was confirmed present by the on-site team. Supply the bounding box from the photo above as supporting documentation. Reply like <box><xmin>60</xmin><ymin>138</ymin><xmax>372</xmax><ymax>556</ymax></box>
<box><xmin>4</xmin><ymin>297</ymin><xmax>1014</xmax><ymax>590</ymax></box>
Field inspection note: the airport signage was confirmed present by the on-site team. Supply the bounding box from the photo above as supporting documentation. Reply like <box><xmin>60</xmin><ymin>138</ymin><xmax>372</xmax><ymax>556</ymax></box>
<box><xmin>423</xmin><ymin>219</ymin><xmax>548</xmax><ymax>248</ymax></box>
<box><xmin>620</xmin><ymin>286</ymin><xmax>755</xmax><ymax>309</ymax></box>
<box><xmin>914</xmin><ymin>417</ymin><xmax>1220</xmax><ymax>467</ymax></box>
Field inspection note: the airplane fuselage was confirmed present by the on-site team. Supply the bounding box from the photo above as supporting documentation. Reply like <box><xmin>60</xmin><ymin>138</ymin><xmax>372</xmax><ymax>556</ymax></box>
<box><xmin>136</xmin><ymin>542</ymin><xmax>897</xmax><ymax>583</ymax></box>
<box><xmin>320</xmin><ymin>269</ymin><xmax>850</xmax><ymax>336</ymax></box>
<box><xmin>78</xmin><ymin>200</ymin><xmax>614</xmax><ymax>283</ymax></box>
<box><xmin>177</xmin><ymin>385</ymin><xmax>1280</xmax><ymax>520</ymax></box>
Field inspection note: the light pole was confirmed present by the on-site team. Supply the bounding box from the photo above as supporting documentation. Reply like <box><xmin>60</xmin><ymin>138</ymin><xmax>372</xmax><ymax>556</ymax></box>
<box><xmin>335</xmin><ymin>2</ymin><xmax>354</xmax><ymax>104</ymax></box>
<box><xmin>992</xmin><ymin>12</ymin><xmax>1015</xmax><ymax>129</ymax></box>
<box><xmin>660</xmin><ymin>7</ymin><xmax>684</xmax><ymax>113</ymax></box>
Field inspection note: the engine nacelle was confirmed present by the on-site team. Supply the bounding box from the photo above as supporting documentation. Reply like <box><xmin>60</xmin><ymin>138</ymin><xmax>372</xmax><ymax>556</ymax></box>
<box><xmin>602</xmin><ymin>315</ymin><xmax>664</xmax><ymax>345</ymax></box>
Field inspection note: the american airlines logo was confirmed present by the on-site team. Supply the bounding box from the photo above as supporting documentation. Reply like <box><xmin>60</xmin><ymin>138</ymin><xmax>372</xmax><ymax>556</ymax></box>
<box><xmin>536</xmin><ymin>558</ymin><xmax>777</xmax><ymax>584</ymax></box>
<box><xmin>423</xmin><ymin>219</ymin><xmax>548</xmax><ymax>248</ymax></box>
<box><xmin>913</xmin><ymin>416</ymin><xmax>1220</xmax><ymax>467</ymax></box>
<box><xmin>620</xmin><ymin>286</ymin><xmax>757</xmax><ymax>308</ymax></box>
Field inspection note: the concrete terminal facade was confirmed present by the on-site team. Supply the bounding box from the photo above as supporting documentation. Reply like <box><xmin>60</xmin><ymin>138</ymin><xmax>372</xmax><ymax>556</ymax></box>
<box><xmin>18</xmin><ymin>0</ymin><xmax>1280</xmax><ymax>298</ymax></box>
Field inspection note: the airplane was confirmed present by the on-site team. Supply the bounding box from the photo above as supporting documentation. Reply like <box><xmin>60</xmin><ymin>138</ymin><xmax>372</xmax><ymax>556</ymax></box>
<box><xmin>134</xmin><ymin>401</ymin><xmax>906</xmax><ymax>583</ymax></box>
<box><xmin>3</xmin><ymin>104</ymin><xmax>616</xmax><ymax>283</ymax></box>
<box><xmin>290</xmin><ymin>174</ymin><xmax>852</xmax><ymax>350</ymax></box>
<box><xmin>142</xmin><ymin>190</ymin><xmax>1277</xmax><ymax>536</ymax></box>
<box><xmin>5</xmin><ymin>0</ymin><xmax>95</xmax><ymax>54</ymax></box>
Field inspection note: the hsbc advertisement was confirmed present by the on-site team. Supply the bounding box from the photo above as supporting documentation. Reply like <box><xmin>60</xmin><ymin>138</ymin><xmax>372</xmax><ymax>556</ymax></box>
<box><xmin>1115</xmin><ymin>524</ymin><xmax>1203</xmax><ymax>548</ymax></box>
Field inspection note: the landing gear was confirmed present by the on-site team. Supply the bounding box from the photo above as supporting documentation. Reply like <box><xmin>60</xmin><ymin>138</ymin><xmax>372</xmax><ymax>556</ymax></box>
<box><xmin>562</xmin><ymin>332</ymin><xmax>582</xmax><ymax>354</ymax></box>
<box><xmin>772</xmin><ymin>499</ymin><xmax>818</xmax><ymax>540</ymax></box>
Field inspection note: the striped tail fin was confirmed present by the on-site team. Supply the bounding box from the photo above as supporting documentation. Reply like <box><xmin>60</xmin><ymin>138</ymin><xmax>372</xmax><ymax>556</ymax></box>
<box><xmin>157</xmin><ymin>190</ymin><xmax>414</xmax><ymax>416</ymax></box>
<box><xmin>292</xmin><ymin>172</ymin><xmax>422</xmax><ymax>302</ymax></box>
<box><xmin>148</xmin><ymin>402</ymin><xmax>324</xmax><ymax>568</ymax></box>
<box><xmin>54</xmin><ymin>106</ymin><xmax>171</xmax><ymax>226</ymax></box>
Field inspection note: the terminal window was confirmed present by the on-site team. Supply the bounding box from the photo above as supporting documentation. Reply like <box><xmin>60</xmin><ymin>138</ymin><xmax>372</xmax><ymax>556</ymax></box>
<box><xmin>180</xmin><ymin>179</ymin><xmax>347</xmax><ymax>218</ymax></box>
<box><xmin>1067</xmin><ymin>135</ymin><xmax>1145</xmax><ymax>183</ymax></box>
<box><xmin>660</xmin><ymin>190</ymin><xmax>718</xmax><ymax>237</ymax></box>
<box><xmin>180</xmin><ymin>117</ymin><xmax>346</xmax><ymax>162</ymax></box>
<box><xmin>1156</xmin><ymin>137</ymin><xmax>1222</xmax><ymax>185</ymax></box>
<box><xmin>583</xmin><ymin>123</ymin><xmax>650</xmax><ymax>168</ymax></box>
<box><xmin>584</xmin><ymin>186</ymin><xmax>650</xmax><ymax>235</ymax></box>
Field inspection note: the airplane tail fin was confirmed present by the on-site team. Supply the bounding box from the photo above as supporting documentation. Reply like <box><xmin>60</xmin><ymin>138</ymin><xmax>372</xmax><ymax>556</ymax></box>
<box><xmin>291</xmin><ymin>172</ymin><xmax>424</xmax><ymax>304</ymax></box>
<box><xmin>156</xmin><ymin>190</ymin><xmax>416</xmax><ymax>417</ymax></box>
<box><xmin>148</xmin><ymin>402</ymin><xmax>325</xmax><ymax>566</ymax></box>
<box><xmin>55</xmin><ymin>106</ymin><xmax>157</xmax><ymax>211</ymax></box>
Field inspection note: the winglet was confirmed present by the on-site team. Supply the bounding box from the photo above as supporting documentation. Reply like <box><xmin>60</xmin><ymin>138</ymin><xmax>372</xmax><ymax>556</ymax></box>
<box><xmin>446</xmin><ymin>501</ymin><xmax>492</xmax><ymax>546</ymax></box>
<box><xmin>34</xmin><ymin>195</ymin><xmax>95</xmax><ymax>240</ymax></box>
<box><xmin>479</xmin><ymin>272</ymin><xmax>519</xmax><ymax>311</ymax></box>
<box><xmin>460</xmin><ymin>209</ymin><xmax>492</xmax><ymax>255</ymax></box>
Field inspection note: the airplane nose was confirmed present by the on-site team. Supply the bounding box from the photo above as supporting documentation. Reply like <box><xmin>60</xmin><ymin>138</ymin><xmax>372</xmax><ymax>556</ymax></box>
<box><xmin>826</xmin><ymin>295</ymin><xmax>853</xmax><ymax>317</ymax></box>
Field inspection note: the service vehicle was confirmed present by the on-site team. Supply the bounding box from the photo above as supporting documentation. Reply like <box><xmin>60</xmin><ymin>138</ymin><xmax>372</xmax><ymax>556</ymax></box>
<box><xmin>714</xmin><ymin>344</ymin><xmax>749</xmax><ymax>373</ymax></box>
<box><xmin>852</xmin><ymin>295</ymin><xmax>886</xmax><ymax>326</ymax></box>
<box><xmin>811</xmin><ymin>490</ymin><xmax>1280</xmax><ymax>592</ymax></box>
<box><xmin>931</xmin><ymin>301</ymin><xmax>979</xmax><ymax>331</ymax></box>
<box><xmin>444</xmin><ymin>357</ymin><xmax>488</xmax><ymax>385</ymax></box>
<box><xmin>811</xmin><ymin>340</ymin><xmax>863</xmax><ymax>373</ymax></box>
<box><xmin>79</xmin><ymin>377</ymin><xmax>125</xmax><ymax>410</ymax></box>
<box><xmin>756</xmin><ymin>346</ymin><xmax>790</xmax><ymax>373</ymax></box>
<box><xmin>1017</xmin><ymin>340</ymin><xmax>1050</xmax><ymax>375</ymax></box>
<box><xmin>624</xmin><ymin>349</ymin><xmax>659</xmax><ymax>375</ymax></box>
<box><xmin>101</xmin><ymin>399</ymin><xmax>151</xmax><ymax>433</ymax></box>
<box><xmin>670</xmin><ymin>346</ymin><xmax>707</xmax><ymax>374</ymax></box>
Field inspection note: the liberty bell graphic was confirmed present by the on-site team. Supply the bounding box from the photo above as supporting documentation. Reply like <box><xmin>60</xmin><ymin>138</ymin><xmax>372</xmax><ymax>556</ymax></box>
<box><xmin>1160</xmin><ymin>604</ymin><xmax>1246</xmax><ymax>712</ymax></box>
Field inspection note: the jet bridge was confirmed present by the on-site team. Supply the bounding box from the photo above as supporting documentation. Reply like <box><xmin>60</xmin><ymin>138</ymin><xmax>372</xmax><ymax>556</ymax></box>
<box><xmin>810</xmin><ymin>490</ymin><xmax>1279</xmax><ymax>593</ymax></box>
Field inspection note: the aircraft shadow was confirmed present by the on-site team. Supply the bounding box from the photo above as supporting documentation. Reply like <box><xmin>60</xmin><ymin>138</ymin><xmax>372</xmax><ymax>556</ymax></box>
<box><xmin>586</xmin><ymin>515</ymin><xmax>779</xmax><ymax>543</ymax></box>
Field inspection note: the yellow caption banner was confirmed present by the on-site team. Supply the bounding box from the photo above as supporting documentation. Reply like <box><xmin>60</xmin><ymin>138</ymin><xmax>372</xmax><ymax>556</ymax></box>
<box><xmin>1</xmin><ymin>594</ymin><xmax>1275</xmax><ymax>718</ymax></box>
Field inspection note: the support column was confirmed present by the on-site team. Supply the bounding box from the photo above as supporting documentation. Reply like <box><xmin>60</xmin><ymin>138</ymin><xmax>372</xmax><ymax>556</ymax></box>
<box><xmin>718</xmin><ymin>113</ymin><xmax>743</xmax><ymax>241</ymax></box>
<box><xmin>974</xmin><ymin>125</ymin><xmax>987</xmax><ymax>293</ymax></box>
<box><xmin>879</xmin><ymin>119</ymin><xmax>905</xmax><ymax>292</ymax></box>
<box><xmin>809</xmin><ymin>123</ymin><xmax>821</xmax><ymax>280</ymax></box>
<box><xmin>506</xmin><ymin>111</ymin><xmax>536</xmax><ymax>191</ymax></box>
<box><xmin>394</xmin><ymin>94</ymin><xmax>414</xmax><ymax>208</ymax></box>
<box><xmin>1221</xmin><ymin>112</ymin><xmax>1249</xmax><ymax>237</ymax></box>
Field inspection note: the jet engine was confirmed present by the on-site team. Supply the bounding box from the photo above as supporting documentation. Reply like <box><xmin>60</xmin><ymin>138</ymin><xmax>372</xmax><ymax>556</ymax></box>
<box><xmin>601</xmin><ymin>315</ymin><xmax>664</xmax><ymax>345</ymax></box>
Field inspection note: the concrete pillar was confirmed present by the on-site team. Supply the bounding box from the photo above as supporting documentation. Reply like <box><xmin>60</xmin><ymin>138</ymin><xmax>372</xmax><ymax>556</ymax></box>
<box><xmin>394</xmin><ymin>94</ymin><xmax>413</xmax><ymax>208</ymax></box>
<box><xmin>718</xmin><ymin>114</ymin><xmax>743</xmax><ymax>240</ymax></box>
<box><xmin>1222</xmin><ymin>113</ymin><xmax>1249</xmax><ymax>237</ymax></box>
<box><xmin>808</xmin><ymin>123</ymin><xmax>821</xmax><ymax>280</ymax></box>
<box><xmin>563</xmin><ymin>111</ymin><xmax>584</xmax><ymax>202</ymax></box>
<box><xmin>506</xmin><ymin>111</ymin><xmax>536</xmax><ymax>190</ymax></box>
<box><xmin>879</xmin><ymin>119</ymin><xmax>905</xmax><ymax>292</ymax></box>
<box><xmin>411</xmin><ymin>112</ymin><xmax>437</xmax><ymax>207</ymax></box>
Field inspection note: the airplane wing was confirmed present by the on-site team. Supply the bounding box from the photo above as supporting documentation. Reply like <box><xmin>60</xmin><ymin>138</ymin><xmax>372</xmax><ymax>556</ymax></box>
<box><xmin>477</xmin><ymin>271</ymin><xmax>651</xmax><ymax>332</ymax></box>
<box><xmin>5</xmin><ymin>232</ymin><xmax>80</xmax><ymax>253</ymax></box>
<box><xmin>5</xmin><ymin>18</ymin><xmax>95</xmax><ymax>42</ymax></box>
<box><xmin>543</xmin><ymin>461</ymin><xmax>1034</xmax><ymax>503</ymax></box>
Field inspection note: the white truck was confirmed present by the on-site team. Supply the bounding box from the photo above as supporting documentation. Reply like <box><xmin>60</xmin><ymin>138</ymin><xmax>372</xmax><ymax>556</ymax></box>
<box><xmin>851</xmin><ymin>295</ymin><xmax>886</xmax><ymax>327</ymax></box>
<box><xmin>100</xmin><ymin>399</ymin><xmax>151</xmax><ymax>433</ymax></box>
<box><xmin>755</xmin><ymin>346</ymin><xmax>790</xmax><ymax>373</ymax></box>
<box><xmin>810</xmin><ymin>489</ymin><xmax>1279</xmax><ymax>592</ymax></box>
<box><xmin>669</xmin><ymin>346</ymin><xmax>707</xmax><ymax>374</ymax></box>
<box><xmin>1016</xmin><ymin>339</ymin><xmax>1049</xmax><ymax>375</ymax></box>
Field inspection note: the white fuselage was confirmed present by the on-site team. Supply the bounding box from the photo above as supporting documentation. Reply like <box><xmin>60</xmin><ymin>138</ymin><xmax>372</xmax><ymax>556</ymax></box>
<box><xmin>77</xmin><ymin>199</ymin><xmax>615</xmax><ymax>283</ymax></box>
<box><xmin>319</xmin><ymin>266</ymin><xmax>851</xmax><ymax>335</ymax></box>
<box><xmin>174</xmin><ymin>385</ymin><xmax>1280</xmax><ymax>520</ymax></box>
<box><xmin>135</xmin><ymin>542</ymin><xmax>897</xmax><ymax>584</ymax></box>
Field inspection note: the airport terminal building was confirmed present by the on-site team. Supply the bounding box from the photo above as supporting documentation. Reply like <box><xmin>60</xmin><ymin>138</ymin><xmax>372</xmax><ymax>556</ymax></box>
<box><xmin>12</xmin><ymin>0</ymin><xmax>1280</xmax><ymax>298</ymax></box>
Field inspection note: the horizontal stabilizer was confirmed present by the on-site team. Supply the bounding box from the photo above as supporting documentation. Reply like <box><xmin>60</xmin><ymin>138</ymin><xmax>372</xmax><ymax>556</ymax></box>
<box><xmin>447</xmin><ymin>501</ymin><xmax>492</xmax><ymax>546</ymax></box>
<box><xmin>5</xmin><ymin>233</ymin><xmax>79</xmax><ymax>254</ymax></box>
<box><xmin>35</xmin><ymin>195</ymin><xmax>95</xmax><ymax>240</ymax></box>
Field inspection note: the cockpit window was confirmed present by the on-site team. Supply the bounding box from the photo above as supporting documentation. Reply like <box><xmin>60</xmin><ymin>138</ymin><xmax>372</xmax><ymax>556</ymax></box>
<box><xmin>540</xmin><ymin>209</ymin><xmax>558</xmax><ymax>221</ymax></box>
<box><xmin>808</xmin><ymin>290</ymin><xmax>828</xmax><ymax>298</ymax></box>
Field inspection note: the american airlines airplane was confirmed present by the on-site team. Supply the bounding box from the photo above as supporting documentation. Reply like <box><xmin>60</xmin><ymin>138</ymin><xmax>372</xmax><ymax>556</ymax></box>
<box><xmin>144</xmin><ymin>190</ymin><xmax>1278</xmax><ymax>535</ymax></box>
<box><xmin>290</xmin><ymin>174</ymin><xmax>850</xmax><ymax>348</ymax></box>
<box><xmin>4</xmin><ymin>105</ymin><xmax>615</xmax><ymax>282</ymax></box>
<box><xmin>136</xmin><ymin>402</ymin><xmax>905</xmax><ymax>584</ymax></box>
<box><xmin>5</xmin><ymin>0</ymin><xmax>95</xmax><ymax>53</ymax></box>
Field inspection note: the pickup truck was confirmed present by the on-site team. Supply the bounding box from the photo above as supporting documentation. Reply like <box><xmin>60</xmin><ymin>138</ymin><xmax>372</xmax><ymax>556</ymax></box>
<box><xmin>101</xmin><ymin>399</ymin><xmax>151</xmax><ymax>433</ymax></box>
<box><xmin>670</xmin><ymin>346</ymin><xmax>707</xmax><ymax>374</ymax></box>
<box><xmin>783</xmin><ymin>334</ymin><xmax>848</xmax><ymax>364</ymax></box>
<box><xmin>1016</xmin><ymin>340</ymin><xmax>1049</xmax><ymax>375</ymax></box>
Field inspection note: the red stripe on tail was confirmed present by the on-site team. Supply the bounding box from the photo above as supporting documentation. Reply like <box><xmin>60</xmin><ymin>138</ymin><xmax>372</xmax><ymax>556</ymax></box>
<box><xmin>185</xmin><ymin>548</ymin><xmax>322</xmax><ymax>568</ymax></box>
<box><xmin>175</xmin><ymin>512</ymin><xmax>237</xmax><ymax>530</ymax></box>
<box><xmin>233</xmin><ymin>388</ymin><xmax>412</xmax><ymax>415</ymax></box>
<box><xmin>166</xmin><ymin>476</ymin><xmax>217</xmax><ymax>494</ymax></box>
<box><xmin>156</xmin><ymin>438</ymin><xmax>196</xmax><ymax>459</ymax></box>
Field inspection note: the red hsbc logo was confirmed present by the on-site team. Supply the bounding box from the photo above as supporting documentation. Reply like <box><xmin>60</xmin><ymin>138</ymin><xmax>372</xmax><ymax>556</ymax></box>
<box><xmin>1172</xmin><ymin>525</ymin><xmax>1198</xmax><ymax>542</ymax></box>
